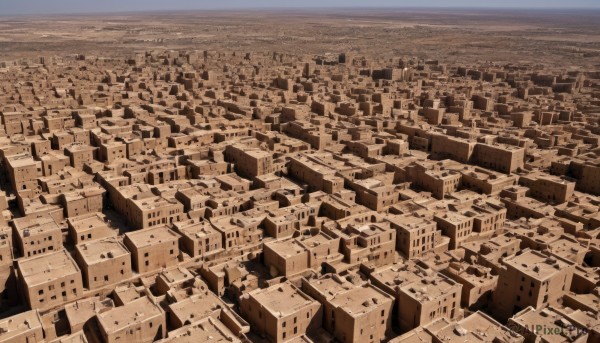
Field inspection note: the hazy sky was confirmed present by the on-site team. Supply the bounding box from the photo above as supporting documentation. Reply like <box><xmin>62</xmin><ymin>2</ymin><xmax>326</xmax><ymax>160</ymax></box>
<box><xmin>2</xmin><ymin>0</ymin><xmax>599</xmax><ymax>15</ymax></box>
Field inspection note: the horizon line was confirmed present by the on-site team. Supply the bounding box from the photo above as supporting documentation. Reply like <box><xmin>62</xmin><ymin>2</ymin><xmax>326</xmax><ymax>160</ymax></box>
<box><xmin>2</xmin><ymin>6</ymin><xmax>600</xmax><ymax>18</ymax></box>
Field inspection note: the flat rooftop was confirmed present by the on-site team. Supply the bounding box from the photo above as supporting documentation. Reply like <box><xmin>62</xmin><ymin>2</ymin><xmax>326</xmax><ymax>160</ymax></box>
<box><xmin>174</xmin><ymin>219</ymin><xmax>220</xmax><ymax>239</ymax></box>
<box><xmin>125</xmin><ymin>225</ymin><xmax>180</xmax><ymax>248</ymax></box>
<box><xmin>76</xmin><ymin>239</ymin><xmax>130</xmax><ymax>265</ymax></box>
<box><xmin>433</xmin><ymin>311</ymin><xmax>520</xmax><ymax>342</ymax></box>
<box><xmin>504</xmin><ymin>250</ymin><xmax>572</xmax><ymax>281</ymax></box>
<box><xmin>0</xmin><ymin>310</ymin><xmax>43</xmax><ymax>342</ymax></box>
<box><xmin>387</xmin><ymin>214</ymin><xmax>435</xmax><ymax>231</ymax></box>
<box><xmin>169</xmin><ymin>291</ymin><xmax>223</xmax><ymax>323</ymax></box>
<box><xmin>18</xmin><ymin>249</ymin><xmax>81</xmax><ymax>287</ymax></box>
<box><xmin>265</xmin><ymin>239</ymin><xmax>305</xmax><ymax>258</ymax></box>
<box><xmin>64</xmin><ymin>297</ymin><xmax>114</xmax><ymax>330</ymax></box>
<box><xmin>164</xmin><ymin>317</ymin><xmax>242</xmax><ymax>343</ymax></box>
<box><xmin>13</xmin><ymin>216</ymin><xmax>61</xmax><ymax>236</ymax></box>
<box><xmin>510</xmin><ymin>307</ymin><xmax>584</xmax><ymax>343</ymax></box>
<box><xmin>370</xmin><ymin>263</ymin><xmax>430</xmax><ymax>293</ymax></box>
<box><xmin>68</xmin><ymin>213</ymin><xmax>109</xmax><ymax>231</ymax></box>
<box><xmin>330</xmin><ymin>285</ymin><xmax>392</xmax><ymax>317</ymax></box>
<box><xmin>97</xmin><ymin>296</ymin><xmax>163</xmax><ymax>334</ymax></box>
<box><xmin>250</xmin><ymin>283</ymin><xmax>317</xmax><ymax>318</ymax></box>
<box><xmin>400</xmin><ymin>275</ymin><xmax>460</xmax><ymax>303</ymax></box>
<box><xmin>158</xmin><ymin>267</ymin><xmax>194</xmax><ymax>284</ymax></box>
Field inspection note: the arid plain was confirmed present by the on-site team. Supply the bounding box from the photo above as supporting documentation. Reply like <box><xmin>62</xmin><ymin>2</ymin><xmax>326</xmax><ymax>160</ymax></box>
<box><xmin>1</xmin><ymin>9</ymin><xmax>599</xmax><ymax>66</ymax></box>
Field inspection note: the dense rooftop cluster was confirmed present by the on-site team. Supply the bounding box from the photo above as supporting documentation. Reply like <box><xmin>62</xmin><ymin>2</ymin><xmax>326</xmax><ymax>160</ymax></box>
<box><xmin>0</xmin><ymin>50</ymin><xmax>598</xmax><ymax>343</ymax></box>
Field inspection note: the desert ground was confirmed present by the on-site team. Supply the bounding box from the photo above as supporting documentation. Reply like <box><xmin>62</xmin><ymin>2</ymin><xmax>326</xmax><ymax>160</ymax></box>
<box><xmin>1</xmin><ymin>9</ymin><xmax>599</xmax><ymax>67</ymax></box>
